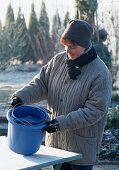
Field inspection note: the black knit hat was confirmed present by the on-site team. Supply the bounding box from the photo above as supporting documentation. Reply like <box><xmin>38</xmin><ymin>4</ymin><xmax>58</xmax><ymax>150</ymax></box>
<box><xmin>62</xmin><ymin>20</ymin><xmax>93</xmax><ymax>48</ymax></box>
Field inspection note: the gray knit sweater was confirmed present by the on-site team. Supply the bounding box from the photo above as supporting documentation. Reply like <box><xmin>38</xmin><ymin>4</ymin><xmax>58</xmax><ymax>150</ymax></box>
<box><xmin>13</xmin><ymin>51</ymin><xmax>112</xmax><ymax>165</ymax></box>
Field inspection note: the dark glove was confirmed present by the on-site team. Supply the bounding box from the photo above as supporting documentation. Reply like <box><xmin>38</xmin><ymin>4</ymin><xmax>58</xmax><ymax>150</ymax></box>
<box><xmin>9</xmin><ymin>96</ymin><xmax>23</xmax><ymax>109</ymax></box>
<box><xmin>41</xmin><ymin>119</ymin><xmax>60</xmax><ymax>133</ymax></box>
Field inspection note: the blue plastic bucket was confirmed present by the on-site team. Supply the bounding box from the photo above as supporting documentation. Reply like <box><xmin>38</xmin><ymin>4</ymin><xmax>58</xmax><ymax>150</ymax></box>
<box><xmin>12</xmin><ymin>105</ymin><xmax>47</xmax><ymax>126</ymax></box>
<box><xmin>7</xmin><ymin>106</ymin><xmax>50</xmax><ymax>155</ymax></box>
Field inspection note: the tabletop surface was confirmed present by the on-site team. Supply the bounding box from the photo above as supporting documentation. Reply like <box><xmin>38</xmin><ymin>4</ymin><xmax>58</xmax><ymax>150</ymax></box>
<box><xmin>0</xmin><ymin>136</ymin><xmax>82</xmax><ymax>170</ymax></box>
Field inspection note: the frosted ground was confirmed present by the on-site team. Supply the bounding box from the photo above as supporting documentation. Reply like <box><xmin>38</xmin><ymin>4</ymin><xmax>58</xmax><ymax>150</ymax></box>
<box><xmin>0</xmin><ymin>63</ymin><xmax>119</xmax><ymax>86</ymax></box>
<box><xmin>0</xmin><ymin>64</ymin><xmax>41</xmax><ymax>86</ymax></box>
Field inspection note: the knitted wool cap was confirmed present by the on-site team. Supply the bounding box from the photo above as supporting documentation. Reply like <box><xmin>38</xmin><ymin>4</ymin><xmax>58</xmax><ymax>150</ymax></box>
<box><xmin>62</xmin><ymin>20</ymin><xmax>93</xmax><ymax>48</ymax></box>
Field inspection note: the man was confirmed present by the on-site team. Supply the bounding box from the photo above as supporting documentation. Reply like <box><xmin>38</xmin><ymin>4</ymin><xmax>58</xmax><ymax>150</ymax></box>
<box><xmin>9</xmin><ymin>20</ymin><xmax>112</xmax><ymax>170</ymax></box>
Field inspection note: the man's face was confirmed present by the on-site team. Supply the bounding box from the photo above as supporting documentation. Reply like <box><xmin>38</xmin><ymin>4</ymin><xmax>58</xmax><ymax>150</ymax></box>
<box><xmin>64</xmin><ymin>44</ymin><xmax>85</xmax><ymax>60</ymax></box>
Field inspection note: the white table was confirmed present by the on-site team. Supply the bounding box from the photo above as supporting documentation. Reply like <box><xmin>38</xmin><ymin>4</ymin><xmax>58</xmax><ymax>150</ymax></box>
<box><xmin>0</xmin><ymin>136</ymin><xmax>82</xmax><ymax>170</ymax></box>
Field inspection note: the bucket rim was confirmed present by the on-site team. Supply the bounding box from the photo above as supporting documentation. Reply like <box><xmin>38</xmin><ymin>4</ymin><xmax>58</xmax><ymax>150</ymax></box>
<box><xmin>12</xmin><ymin>105</ymin><xmax>47</xmax><ymax>125</ymax></box>
<box><xmin>7</xmin><ymin>108</ymin><xmax>50</xmax><ymax>131</ymax></box>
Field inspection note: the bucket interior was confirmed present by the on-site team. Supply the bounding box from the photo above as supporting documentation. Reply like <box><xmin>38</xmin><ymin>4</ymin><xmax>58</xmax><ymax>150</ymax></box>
<box><xmin>12</xmin><ymin>106</ymin><xmax>46</xmax><ymax>125</ymax></box>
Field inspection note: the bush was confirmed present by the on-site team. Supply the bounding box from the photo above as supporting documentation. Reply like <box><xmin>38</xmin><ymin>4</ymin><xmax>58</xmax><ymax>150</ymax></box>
<box><xmin>111</xmin><ymin>91</ymin><xmax>119</xmax><ymax>103</ymax></box>
<box><xmin>112</xmin><ymin>86</ymin><xmax>119</xmax><ymax>91</ymax></box>
<box><xmin>105</xmin><ymin>106</ymin><xmax>119</xmax><ymax>130</ymax></box>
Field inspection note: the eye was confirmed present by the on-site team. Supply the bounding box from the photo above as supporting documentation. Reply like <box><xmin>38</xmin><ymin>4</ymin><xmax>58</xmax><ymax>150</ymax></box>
<box><xmin>64</xmin><ymin>45</ymin><xmax>76</xmax><ymax>50</ymax></box>
<box><xmin>70</xmin><ymin>47</ymin><xmax>75</xmax><ymax>49</ymax></box>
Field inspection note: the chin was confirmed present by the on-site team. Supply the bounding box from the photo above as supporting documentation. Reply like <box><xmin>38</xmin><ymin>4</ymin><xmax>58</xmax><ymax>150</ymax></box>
<box><xmin>70</xmin><ymin>56</ymin><xmax>77</xmax><ymax>60</ymax></box>
<box><xmin>68</xmin><ymin>55</ymin><xmax>75</xmax><ymax>60</ymax></box>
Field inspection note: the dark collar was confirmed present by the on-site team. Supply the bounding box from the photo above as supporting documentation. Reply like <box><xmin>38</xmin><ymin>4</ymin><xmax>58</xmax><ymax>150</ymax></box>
<box><xmin>65</xmin><ymin>46</ymin><xmax>97</xmax><ymax>80</ymax></box>
<box><xmin>65</xmin><ymin>46</ymin><xmax>97</xmax><ymax>67</ymax></box>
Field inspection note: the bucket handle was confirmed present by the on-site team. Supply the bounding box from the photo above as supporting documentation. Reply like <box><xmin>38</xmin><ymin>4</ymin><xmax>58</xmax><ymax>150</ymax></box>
<box><xmin>37</xmin><ymin>106</ymin><xmax>52</xmax><ymax>115</ymax></box>
<box><xmin>37</xmin><ymin>106</ymin><xmax>55</xmax><ymax>119</ymax></box>
<box><xmin>12</xmin><ymin>115</ymin><xmax>49</xmax><ymax>126</ymax></box>
<box><xmin>9</xmin><ymin>106</ymin><xmax>51</xmax><ymax>126</ymax></box>
<box><xmin>8</xmin><ymin>106</ymin><xmax>52</xmax><ymax>126</ymax></box>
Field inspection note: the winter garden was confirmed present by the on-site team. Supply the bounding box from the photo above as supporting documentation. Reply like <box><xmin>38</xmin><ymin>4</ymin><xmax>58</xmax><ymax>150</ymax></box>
<box><xmin>0</xmin><ymin>0</ymin><xmax>119</xmax><ymax>162</ymax></box>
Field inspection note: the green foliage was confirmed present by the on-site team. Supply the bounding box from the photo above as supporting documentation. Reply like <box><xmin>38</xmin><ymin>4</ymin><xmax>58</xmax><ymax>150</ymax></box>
<box><xmin>100</xmin><ymin>104</ymin><xmax>119</xmax><ymax>160</ymax></box>
<box><xmin>26</xmin><ymin>2</ymin><xmax>53</xmax><ymax>63</ymax></box>
<box><xmin>78</xmin><ymin>0</ymin><xmax>98</xmax><ymax>11</ymax></box>
<box><xmin>0</xmin><ymin>20</ymin><xmax>2</xmax><ymax>32</ymax></box>
<box><xmin>39</xmin><ymin>1</ymin><xmax>50</xmax><ymax>38</ymax></box>
<box><xmin>33</xmin><ymin>27</ymin><xmax>54</xmax><ymax>63</ymax></box>
<box><xmin>16</xmin><ymin>7</ymin><xmax>24</xmax><ymax>27</ymax></box>
<box><xmin>4</xmin><ymin>3</ymin><xmax>15</xmax><ymax>27</ymax></box>
<box><xmin>111</xmin><ymin>91</ymin><xmax>119</xmax><ymax>103</ymax></box>
<box><xmin>63</xmin><ymin>11</ymin><xmax>70</xmax><ymax>28</ymax></box>
<box><xmin>0</xmin><ymin>1</ymin><xmax>58</xmax><ymax>66</ymax></box>
<box><xmin>28</xmin><ymin>3</ymin><xmax>39</xmax><ymax>38</ymax></box>
<box><xmin>112</xmin><ymin>86</ymin><xmax>119</xmax><ymax>91</ymax></box>
<box><xmin>0</xmin><ymin>5</ymin><xmax>32</xmax><ymax>66</ymax></box>
<box><xmin>1</xmin><ymin>26</ymin><xmax>15</xmax><ymax>59</ymax></box>
<box><xmin>105</xmin><ymin>106</ymin><xmax>119</xmax><ymax>130</ymax></box>
<box><xmin>76</xmin><ymin>0</ymin><xmax>98</xmax><ymax>24</ymax></box>
<box><xmin>51</xmin><ymin>11</ymin><xmax>62</xmax><ymax>54</ymax></box>
<box><xmin>99</xmin><ymin>147</ymin><xmax>119</xmax><ymax>161</ymax></box>
<box><xmin>28</xmin><ymin>2</ymin><xmax>39</xmax><ymax>62</ymax></box>
<box><xmin>92</xmin><ymin>39</ymin><xmax>112</xmax><ymax>71</ymax></box>
<box><xmin>14</xmin><ymin>13</ymin><xmax>30</xmax><ymax>63</ymax></box>
<box><xmin>37</xmin><ymin>1</ymin><xmax>54</xmax><ymax>62</ymax></box>
<box><xmin>0</xmin><ymin>2</ymin><xmax>16</xmax><ymax>66</ymax></box>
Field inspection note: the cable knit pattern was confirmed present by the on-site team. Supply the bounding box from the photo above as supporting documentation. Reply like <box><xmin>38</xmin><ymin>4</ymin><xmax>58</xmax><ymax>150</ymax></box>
<box><xmin>13</xmin><ymin>51</ymin><xmax>112</xmax><ymax>165</ymax></box>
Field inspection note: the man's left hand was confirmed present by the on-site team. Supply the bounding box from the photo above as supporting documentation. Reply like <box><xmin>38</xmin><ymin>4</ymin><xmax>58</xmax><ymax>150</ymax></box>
<box><xmin>41</xmin><ymin>119</ymin><xmax>60</xmax><ymax>133</ymax></box>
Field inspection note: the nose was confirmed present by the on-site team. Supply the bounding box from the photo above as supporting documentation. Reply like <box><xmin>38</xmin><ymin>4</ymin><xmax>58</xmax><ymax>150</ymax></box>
<box><xmin>65</xmin><ymin>46</ymin><xmax>70</xmax><ymax>54</ymax></box>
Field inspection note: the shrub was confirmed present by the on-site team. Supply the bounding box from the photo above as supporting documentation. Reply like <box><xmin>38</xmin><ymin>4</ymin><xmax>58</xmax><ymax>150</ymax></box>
<box><xmin>105</xmin><ymin>105</ymin><xmax>119</xmax><ymax>130</ymax></box>
<box><xmin>111</xmin><ymin>91</ymin><xmax>119</xmax><ymax>103</ymax></box>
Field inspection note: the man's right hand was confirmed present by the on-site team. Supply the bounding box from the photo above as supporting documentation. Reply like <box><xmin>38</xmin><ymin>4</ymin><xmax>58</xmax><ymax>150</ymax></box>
<box><xmin>9</xmin><ymin>96</ymin><xmax>23</xmax><ymax>109</ymax></box>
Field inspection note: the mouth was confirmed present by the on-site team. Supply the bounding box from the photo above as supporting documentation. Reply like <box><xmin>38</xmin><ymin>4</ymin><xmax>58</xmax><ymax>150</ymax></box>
<box><xmin>68</xmin><ymin>56</ymin><xmax>74</xmax><ymax>60</ymax></box>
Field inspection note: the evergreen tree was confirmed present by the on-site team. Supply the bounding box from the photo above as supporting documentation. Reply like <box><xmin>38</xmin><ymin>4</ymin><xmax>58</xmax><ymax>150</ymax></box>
<box><xmin>4</xmin><ymin>2</ymin><xmax>15</xmax><ymax>40</ymax></box>
<box><xmin>38</xmin><ymin>0</ymin><xmax>54</xmax><ymax>63</ymax></box>
<box><xmin>24</xmin><ymin>1</ymin><xmax>54</xmax><ymax>64</ymax></box>
<box><xmin>1</xmin><ymin>3</ymin><xmax>15</xmax><ymax>64</ymax></box>
<box><xmin>28</xmin><ymin>3</ymin><xmax>39</xmax><ymax>39</ymax></box>
<box><xmin>0</xmin><ymin>28</ymin><xmax>12</xmax><ymax>65</ymax></box>
<box><xmin>0</xmin><ymin>20</ymin><xmax>2</xmax><ymax>33</ymax></box>
<box><xmin>4</xmin><ymin>3</ymin><xmax>15</xmax><ymax>28</ymax></box>
<box><xmin>0</xmin><ymin>20</ymin><xmax>3</xmax><ymax>64</ymax></box>
<box><xmin>92</xmin><ymin>39</ymin><xmax>112</xmax><ymax>71</ymax></box>
<box><xmin>51</xmin><ymin>11</ymin><xmax>62</xmax><ymax>54</ymax></box>
<box><xmin>63</xmin><ymin>11</ymin><xmax>70</xmax><ymax>28</ymax></box>
<box><xmin>14</xmin><ymin>8</ymin><xmax>30</xmax><ymax>63</ymax></box>
<box><xmin>39</xmin><ymin>0</ymin><xmax>50</xmax><ymax>38</ymax></box>
<box><xmin>75</xmin><ymin>0</ymin><xmax>98</xmax><ymax>25</ymax></box>
<box><xmin>16</xmin><ymin>7</ymin><xmax>22</xmax><ymax>26</ymax></box>
<box><xmin>28</xmin><ymin>2</ymin><xmax>39</xmax><ymax>62</ymax></box>
<box><xmin>15</xmin><ymin>7</ymin><xmax>27</xmax><ymax>36</ymax></box>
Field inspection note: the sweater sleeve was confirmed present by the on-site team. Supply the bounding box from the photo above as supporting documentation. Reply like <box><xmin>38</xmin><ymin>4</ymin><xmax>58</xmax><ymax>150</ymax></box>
<box><xmin>12</xmin><ymin>58</ymin><xmax>54</xmax><ymax>104</ymax></box>
<box><xmin>56</xmin><ymin>73</ymin><xmax>112</xmax><ymax>131</ymax></box>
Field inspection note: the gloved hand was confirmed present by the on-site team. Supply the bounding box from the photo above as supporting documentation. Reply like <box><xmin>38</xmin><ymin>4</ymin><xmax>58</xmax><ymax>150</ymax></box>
<box><xmin>41</xmin><ymin>119</ymin><xmax>60</xmax><ymax>133</ymax></box>
<box><xmin>9</xmin><ymin>96</ymin><xmax>23</xmax><ymax>109</ymax></box>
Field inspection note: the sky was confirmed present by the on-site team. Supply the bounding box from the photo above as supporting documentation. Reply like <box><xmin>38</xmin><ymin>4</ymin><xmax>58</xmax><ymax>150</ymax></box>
<box><xmin>0</xmin><ymin>0</ymin><xmax>75</xmax><ymax>27</ymax></box>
